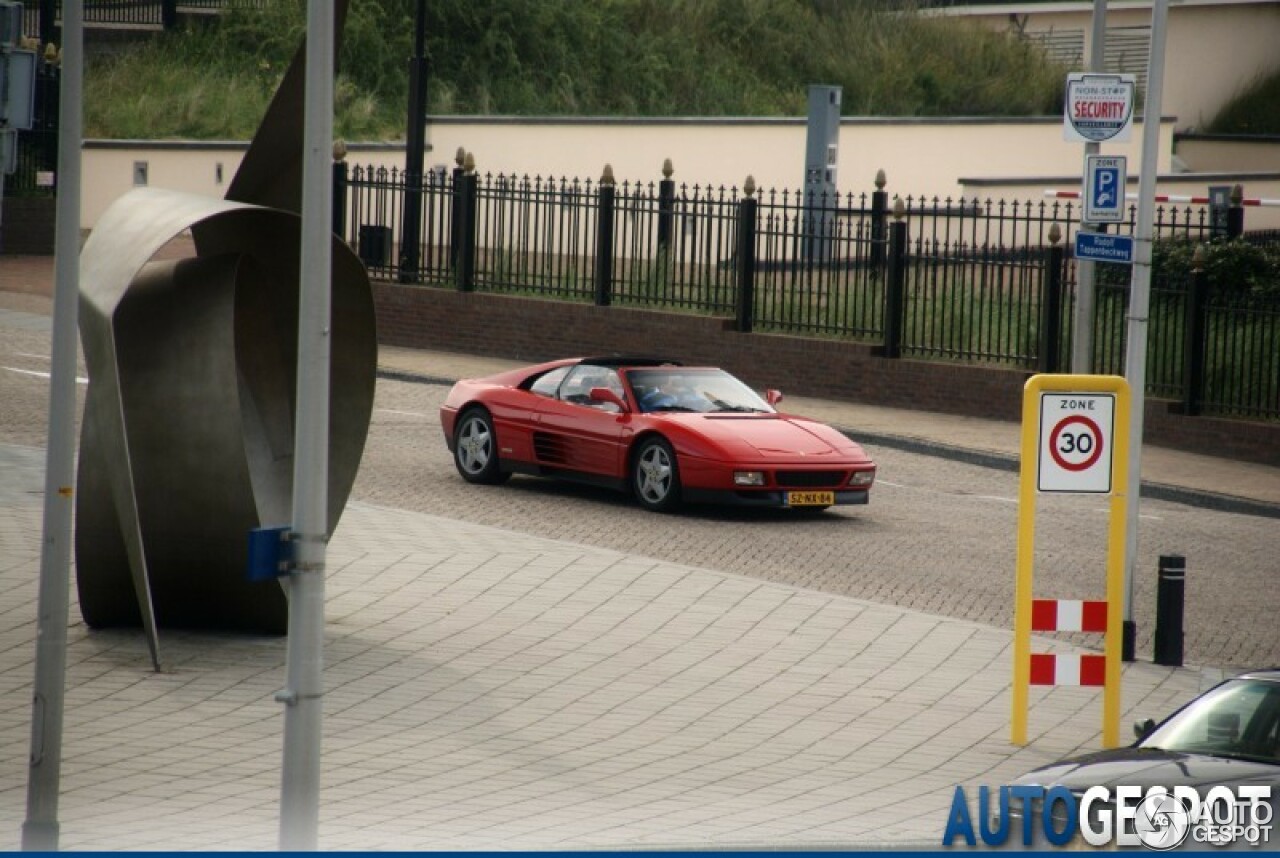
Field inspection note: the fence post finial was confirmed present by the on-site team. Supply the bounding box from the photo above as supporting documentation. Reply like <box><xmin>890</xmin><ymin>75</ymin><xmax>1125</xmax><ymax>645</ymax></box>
<box><xmin>600</xmin><ymin>164</ymin><xmax>616</xmax><ymax>186</ymax></box>
<box><xmin>463</xmin><ymin>151</ymin><xmax>476</xmax><ymax>174</ymax></box>
<box><xmin>743</xmin><ymin>176</ymin><xmax>756</xmax><ymax>199</ymax></box>
<box><xmin>455</xmin><ymin>146</ymin><xmax>466</xmax><ymax>167</ymax></box>
<box><xmin>662</xmin><ymin>158</ymin><xmax>674</xmax><ymax>179</ymax></box>
<box><xmin>332</xmin><ymin>139</ymin><xmax>347</xmax><ymax>162</ymax></box>
<box><xmin>892</xmin><ymin>196</ymin><xmax>906</xmax><ymax>220</ymax></box>
<box><xmin>875</xmin><ymin>168</ymin><xmax>886</xmax><ymax>190</ymax></box>
<box><xmin>1231</xmin><ymin>184</ymin><xmax>1244</xmax><ymax>206</ymax></box>
<box><xmin>1048</xmin><ymin>222</ymin><xmax>1062</xmax><ymax>245</ymax></box>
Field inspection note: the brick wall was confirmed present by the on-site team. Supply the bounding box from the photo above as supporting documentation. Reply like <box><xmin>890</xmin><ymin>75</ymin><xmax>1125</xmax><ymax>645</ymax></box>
<box><xmin>372</xmin><ymin>282</ymin><xmax>1280</xmax><ymax>467</ymax></box>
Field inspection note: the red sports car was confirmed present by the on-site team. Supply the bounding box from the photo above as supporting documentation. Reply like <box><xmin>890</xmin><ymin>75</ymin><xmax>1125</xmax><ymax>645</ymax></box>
<box><xmin>439</xmin><ymin>357</ymin><xmax>876</xmax><ymax>512</ymax></box>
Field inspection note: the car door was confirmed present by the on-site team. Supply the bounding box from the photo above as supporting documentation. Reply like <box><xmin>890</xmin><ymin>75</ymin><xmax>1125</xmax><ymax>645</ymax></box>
<box><xmin>487</xmin><ymin>365</ymin><xmax>571</xmax><ymax>466</ymax></box>
<box><xmin>534</xmin><ymin>365</ymin><xmax>632</xmax><ymax>478</ymax></box>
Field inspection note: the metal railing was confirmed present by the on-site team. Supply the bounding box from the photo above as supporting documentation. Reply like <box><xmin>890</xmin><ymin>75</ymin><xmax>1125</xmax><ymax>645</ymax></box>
<box><xmin>337</xmin><ymin>162</ymin><xmax>1280</xmax><ymax>421</ymax></box>
<box><xmin>23</xmin><ymin>0</ymin><xmax>241</xmax><ymax>38</ymax></box>
<box><xmin>753</xmin><ymin>188</ymin><xmax>884</xmax><ymax>338</ymax></box>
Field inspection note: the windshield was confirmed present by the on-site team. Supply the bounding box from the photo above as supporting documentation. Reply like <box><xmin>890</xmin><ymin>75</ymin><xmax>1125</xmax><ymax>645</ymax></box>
<box><xmin>626</xmin><ymin>368</ymin><xmax>774</xmax><ymax>414</ymax></box>
<box><xmin>1141</xmin><ymin>678</ymin><xmax>1280</xmax><ymax>764</ymax></box>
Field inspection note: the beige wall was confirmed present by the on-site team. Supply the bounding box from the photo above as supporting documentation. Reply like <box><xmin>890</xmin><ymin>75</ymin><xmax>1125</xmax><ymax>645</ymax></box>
<box><xmin>82</xmin><ymin>117</ymin><xmax>1179</xmax><ymax>228</ymax></box>
<box><xmin>423</xmin><ymin>117</ymin><xmax>1174</xmax><ymax>200</ymax></box>
<box><xmin>85</xmin><ymin>144</ymin><xmax>246</xmax><ymax>226</ymax></box>
<box><xmin>951</xmin><ymin>0</ymin><xmax>1280</xmax><ymax>131</ymax></box>
<box><xmin>1176</xmin><ymin>136</ymin><xmax>1280</xmax><ymax>172</ymax></box>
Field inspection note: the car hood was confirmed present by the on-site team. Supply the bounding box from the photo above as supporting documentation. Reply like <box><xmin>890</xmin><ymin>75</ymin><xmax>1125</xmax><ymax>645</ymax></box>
<box><xmin>663</xmin><ymin>413</ymin><xmax>869</xmax><ymax>462</ymax></box>
<box><xmin>1009</xmin><ymin>747</ymin><xmax>1280</xmax><ymax>791</ymax></box>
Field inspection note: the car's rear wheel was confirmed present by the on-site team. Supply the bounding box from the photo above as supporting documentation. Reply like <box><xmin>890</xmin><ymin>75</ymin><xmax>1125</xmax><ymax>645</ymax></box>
<box><xmin>633</xmin><ymin>436</ymin><xmax>681</xmax><ymax>512</ymax></box>
<box><xmin>453</xmin><ymin>408</ymin><xmax>509</xmax><ymax>485</ymax></box>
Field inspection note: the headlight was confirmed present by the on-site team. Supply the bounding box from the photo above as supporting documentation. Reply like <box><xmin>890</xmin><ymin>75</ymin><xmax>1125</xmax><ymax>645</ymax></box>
<box><xmin>733</xmin><ymin>471</ymin><xmax>765</xmax><ymax>486</ymax></box>
<box><xmin>848</xmin><ymin>469</ymin><xmax>875</xmax><ymax>487</ymax></box>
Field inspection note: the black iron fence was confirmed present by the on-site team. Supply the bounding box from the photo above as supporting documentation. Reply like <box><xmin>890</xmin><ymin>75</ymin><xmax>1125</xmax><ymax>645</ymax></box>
<box><xmin>338</xmin><ymin>162</ymin><xmax>1280</xmax><ymax>421</ymax></box>
<box><xmin>24</xmin><ymin>0</ymin><xmax>235</xmax><ymax>38</ymax></box>
<box><xmin>8</xmin><ymin>60</ymin><xmax>59</xmax><ymax>198</ymax></box>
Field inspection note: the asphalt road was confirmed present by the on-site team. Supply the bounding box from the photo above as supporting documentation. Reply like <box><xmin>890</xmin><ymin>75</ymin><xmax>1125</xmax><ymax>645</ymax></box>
<box><xmin>1</xmin><ymin>306</ymin><xmax>1276</xmax><ymax>670</ymax></box>
<box><xmin>353</xmin><ymin>373</ymin><xmax>1278</xmax><ymax>671</ymax></box>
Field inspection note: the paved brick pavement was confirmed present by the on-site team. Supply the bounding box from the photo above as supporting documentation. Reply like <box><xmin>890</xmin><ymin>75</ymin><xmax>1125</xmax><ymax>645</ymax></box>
<box><xmin>0</xmin><ymin>443</ymin><xmax>1224</xmax><ymax>849</ymax></box>
<box><xmin>0</xmin><ymin>253</ymin><xmax>1271</xmax><ymax>848</ymax></box>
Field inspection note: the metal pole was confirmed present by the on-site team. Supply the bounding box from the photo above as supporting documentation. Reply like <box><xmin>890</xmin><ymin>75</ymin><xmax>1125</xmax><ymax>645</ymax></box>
<box><xmin>22</xmin><ymin>0</ymin><xmax>81</xmax><ymax>848</ymax></box>
<box><xmin>1153</xmin><ymin>554</ymin><xmax>1185</xmax><ymax>666</ymax></box>
<box><xmin>39</xmin><ymin>0</ymin><xmax>54</xmax><ymax>51</ymax></box>
<box><xmin>398</xmin><ymin>0</ymin><xmax>427</xmax><ymax>283</ymax></box>
<box><xmin>1070</xmin><ymin>0</ymin><xmax>1108</xmax><ymax>373</ymax></box>
<box><xmin>279</xmin><ymin>0</ymin><xmax>332</xmax><ymax>847</ymax></box>
<box><xmin>882</xmin><ymin>199</ymin><xmax>907</xmax><ymax>359</ymax></box>
<box><xmin>594</xmin><ymin>166</ymin><xmax>615</xmax><ymax>307</ymax></box>
<box><xmin>1040</xmin><ymin>227</ymin><xmax>1065</xmax><ymax>374</ymax></box>
<box><xmin>735</xmin><ymin>177</ymin><xmax>758</xmax><ymax>334</ymax></box>
<box><xmin>1120</xmin><ymin>0</ymin><xmax>1168</xmax><ymax>662</ymax></box>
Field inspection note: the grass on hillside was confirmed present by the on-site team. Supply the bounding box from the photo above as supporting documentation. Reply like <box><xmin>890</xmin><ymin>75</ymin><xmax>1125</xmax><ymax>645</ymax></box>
<box><xmin>83</xmin><ymin>0</ymin><xmax>1068</xmax><ymax>141</ymax></box>
<box><xmin>1207</xmin><ymin>70</ymin><xmax>1280</xmax><ymax>135</ymax></box>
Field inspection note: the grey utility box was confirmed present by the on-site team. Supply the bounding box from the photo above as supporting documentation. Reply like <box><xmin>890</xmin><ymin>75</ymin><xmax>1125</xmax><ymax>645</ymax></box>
<box><xmin>802</xmin><ymin>85</ymin><xmax>841</xmax><ymax>263</ymax></box>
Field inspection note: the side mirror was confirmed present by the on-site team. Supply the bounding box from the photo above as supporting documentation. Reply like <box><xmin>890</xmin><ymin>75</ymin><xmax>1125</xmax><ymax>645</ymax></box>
<box><xmin>589</xmin><ymin>386</ymin><xmax>628</xmax><ymax>412</ymax></box>
<box><xmin>1133</xmin><ymin>718</ymin><xmax>1157</xmax><ymax>742</ymax></box>
<box><xmin>765</xmin><ymin>388</ymin><xmax>783</xmax><ymax>406</ymax></box>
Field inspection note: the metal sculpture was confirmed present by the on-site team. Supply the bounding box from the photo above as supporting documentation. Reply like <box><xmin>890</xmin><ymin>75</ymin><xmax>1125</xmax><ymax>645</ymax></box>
<box><xmin>74</xmin><ymin>0</ymin><xmax>374</xmax><ymax>657</ymax></box>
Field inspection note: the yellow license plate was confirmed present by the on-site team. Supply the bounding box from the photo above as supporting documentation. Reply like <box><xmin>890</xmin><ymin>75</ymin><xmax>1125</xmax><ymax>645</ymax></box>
<box><xmin>786</xmin><ymin>491</ymin><xmax>834</xmax><ymax>507</ymax></box>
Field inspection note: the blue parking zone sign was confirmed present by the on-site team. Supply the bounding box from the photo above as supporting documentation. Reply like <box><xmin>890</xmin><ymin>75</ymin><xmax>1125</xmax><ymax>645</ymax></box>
<box><xmin>1084</xmin><ymin>155</ymin><xmax>1126</xmax><ymax>223</ymax></box>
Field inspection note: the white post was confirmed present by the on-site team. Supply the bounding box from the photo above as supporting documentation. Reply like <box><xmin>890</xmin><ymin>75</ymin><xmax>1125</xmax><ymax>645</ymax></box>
<box><xmin>1071</xmin><ymin>0</ymin><xmax>1109</xmax><ymax>373</ymax></box>
<box><xmin>1121</xmin><ymin>0</ymin><xmax>1169</xmax><ymax>661</ymax></box>
<box><xmin>279</xmin><ymin>0</ymin><xmax>333</xmax><ymax>847</ymax></box>
<box><xmin>22</xmin><ymin>2</ymin><xmax>82</xmax><ymax>850</ymax></box>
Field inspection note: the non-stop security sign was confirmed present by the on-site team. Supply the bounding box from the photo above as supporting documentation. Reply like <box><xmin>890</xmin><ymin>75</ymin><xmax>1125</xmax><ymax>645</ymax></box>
<box><xmin>1064</xmin><ymin>73</ymin><xmax>1136</xmax><ymax>143</ymax></box>
<box><xmin>1038</xmin><ymin>393</ymin><xmax>1116</xmax><ymax>493</ymax></box>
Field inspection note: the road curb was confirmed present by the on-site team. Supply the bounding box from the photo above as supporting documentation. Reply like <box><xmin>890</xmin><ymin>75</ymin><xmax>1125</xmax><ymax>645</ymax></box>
<box><xmin>379</xmin><ymin>363</ymin><xmax>1280</xmax><ymax>521</ymax></box>
<box><xmin>853</xmin><ymin>431</ymin><xmax>1280</xmax><ymax>520</ymax></box>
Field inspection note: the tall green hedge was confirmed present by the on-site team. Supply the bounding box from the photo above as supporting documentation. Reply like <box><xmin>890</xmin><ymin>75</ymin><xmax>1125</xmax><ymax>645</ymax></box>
<box><xmin>85</xmin><ymin>0</ymin><xmax>1067</xmax><ymax>139</ymax></box>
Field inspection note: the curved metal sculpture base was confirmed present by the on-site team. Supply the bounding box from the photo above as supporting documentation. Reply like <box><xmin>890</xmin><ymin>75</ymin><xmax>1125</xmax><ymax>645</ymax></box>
<box><xmin>75</xmin><ymin>0</ymin><xmax>369</xmax><ymax>646</ymax></box>
<box><xmin>75</xmin><ymin>195</ymin><xmax>376</xmax><ymax>636</ymax></box>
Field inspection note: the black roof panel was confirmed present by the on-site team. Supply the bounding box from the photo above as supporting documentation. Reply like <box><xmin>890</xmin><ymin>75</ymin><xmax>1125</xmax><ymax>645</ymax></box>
<box><xmin>579</xmin><ymin>356</ymin><xmax>683</xmax><ymax>368</ymax></box>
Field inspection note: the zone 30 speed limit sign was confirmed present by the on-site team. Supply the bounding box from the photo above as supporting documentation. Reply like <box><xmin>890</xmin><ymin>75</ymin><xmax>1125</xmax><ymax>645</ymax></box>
<box><xmin>1015</xmin><ymin>374</ymin><xmax>1131</xmax><ymax>749</ymax></box>
<box><xmin>1038</xmin><ymin>392</ymin><xmax>1116</xmax><ymax>493</ymax></box>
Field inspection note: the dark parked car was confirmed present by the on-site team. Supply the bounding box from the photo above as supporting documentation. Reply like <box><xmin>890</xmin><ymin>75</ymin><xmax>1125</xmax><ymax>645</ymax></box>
<box><xmin>1006</xmin><ymin>669</ymin><xmax>1279</xmax><ymax>849</ymax></box>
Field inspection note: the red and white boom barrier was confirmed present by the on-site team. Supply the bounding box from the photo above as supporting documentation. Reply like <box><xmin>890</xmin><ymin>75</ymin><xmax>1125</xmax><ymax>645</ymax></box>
<box><xmin>1044</xmin><ymin>189</ymin><xmax>1280</xmax><ymax>207</ymax></box>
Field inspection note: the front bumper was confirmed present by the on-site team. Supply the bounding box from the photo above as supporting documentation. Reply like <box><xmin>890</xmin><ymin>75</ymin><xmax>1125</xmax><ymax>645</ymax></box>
<box><xmin>682</xmin><ymin>488</ymin><xmax>870</xmax><ymax>508</ymax></box>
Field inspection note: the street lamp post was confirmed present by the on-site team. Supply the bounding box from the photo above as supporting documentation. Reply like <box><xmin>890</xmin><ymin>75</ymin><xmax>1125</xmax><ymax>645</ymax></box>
<box><xmin>399</xmin><ymin>0</ymin><xmax>428</xmax><ymax>283</ymax></box>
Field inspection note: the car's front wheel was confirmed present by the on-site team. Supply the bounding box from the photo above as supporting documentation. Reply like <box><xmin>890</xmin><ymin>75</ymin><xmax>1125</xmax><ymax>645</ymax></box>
<box><xmin>453</xmin><ymin>408</ymin><xmax>509</xmax><ymax>485</ymax></box>
<box><xmin>632</xmin><ymin>436</ymin><xmax>681</xmax><ymax>512</ymax></box>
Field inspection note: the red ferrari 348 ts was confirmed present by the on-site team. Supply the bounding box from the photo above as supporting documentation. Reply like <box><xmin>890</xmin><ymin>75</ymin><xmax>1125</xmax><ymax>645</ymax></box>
<box><xmin>439</xmin><ymin>357</ymin><xmax>876</xmax><ymax>512</ymax></box>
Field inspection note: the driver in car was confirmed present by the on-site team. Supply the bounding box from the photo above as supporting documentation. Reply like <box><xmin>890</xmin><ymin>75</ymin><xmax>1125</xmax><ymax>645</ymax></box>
<box><xmin>638</xmin><ymin>373</ymin><xmax>710</xmax><ymax>412</ymax></box>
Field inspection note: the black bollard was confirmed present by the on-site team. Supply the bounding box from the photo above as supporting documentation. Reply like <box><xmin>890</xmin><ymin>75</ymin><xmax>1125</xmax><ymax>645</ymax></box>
<box><xmin>1153</xmin><ymin>555</ymin><xmax>1186</xmax><ymax>667</ymax></box>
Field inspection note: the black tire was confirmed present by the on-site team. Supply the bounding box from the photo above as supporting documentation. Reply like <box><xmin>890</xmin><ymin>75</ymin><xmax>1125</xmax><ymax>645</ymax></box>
<box><xmin>632</xmin><ymin>436</ymin><xmax>682</xmax><ymax>512</ymax></box>
<box><xmin>453</xmin><ymin>408</ymin><xmax>509</xmax><ymax>485</ymax></box>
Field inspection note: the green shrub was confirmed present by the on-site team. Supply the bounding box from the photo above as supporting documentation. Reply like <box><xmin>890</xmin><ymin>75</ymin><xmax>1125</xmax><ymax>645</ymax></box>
<box><xmin>1157</xmin><ymin>239</ymin><xmax>1280</xmax><ymax>298</ymax></box>
<box><xmin>1206</xmin><ymin>70</ymin><xmax>1280</xmax><ymax>135</ymax></box>
<box><xmin>1092</xmin><ymin>238</ymin><xmax>1280</xmax><ymax>298</ymax></box>
<box><xmin>85</xmin><ymin>0</ymin><xmax>1067</xmax><ymax>140</ymax></box>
